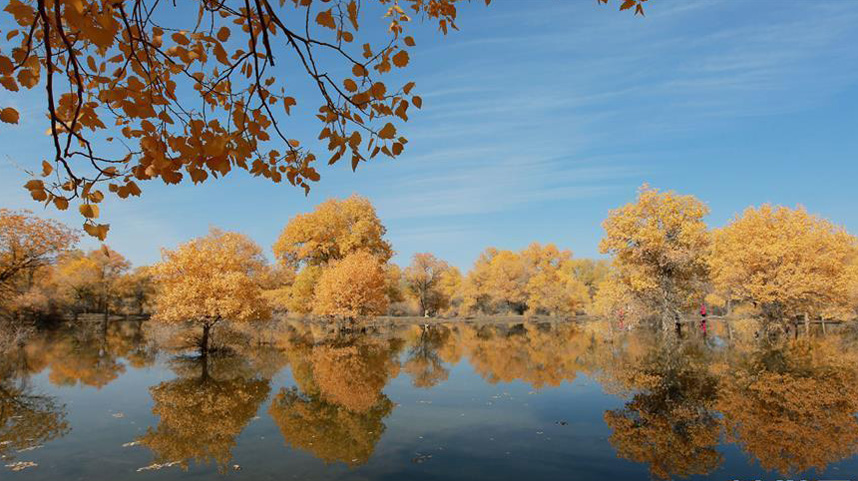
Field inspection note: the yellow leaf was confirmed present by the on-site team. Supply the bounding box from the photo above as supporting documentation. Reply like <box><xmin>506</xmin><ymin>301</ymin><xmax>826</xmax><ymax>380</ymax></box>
<box><xmin>68</xmin><ymin>0</ymin><xmax>84</xmax><ymax>13</ymax></box>
<box><xmin>41</xmin><ymin>160</ymin><xmax>53</xmax><ymax>176</ymax></box>
<box><xmin>0</xmin><ymin>56</ymin><xmax>12</xmax><ymax>75</ymax></box>
<box><xmin>392</xmin><ymin>50</ymin><xmax>409</xmax><ymax>68</ymax></box>
<box><xmin>217</xmin><ymin>26</ymin><xmax>230</xmax><ymax>42</ymax></box>
<box><xmin>316</xmin><ymin>9</ymin><xmax>336</xmax><ymax>29</ymax></box>
<box><xmin>24</xmin><ymin>179</ymin><xmax>44</xmax><ymax>191</ymax></box>
<box><xmin>53</xmin><ymin>196</ymin><xmax>69</xmax><ymax>210</ymax></box>
<box><xmin>404</xmin><ymin>36</ymin><xmax>415</xmax><ymax>47</ymax></box>
<box><xmin>352</xmin><ymin>64</ymin><xmax>367</xmax><ymax>77</ymax></box>
<box><xmin>79</xmin><ymin>203</ymin><xmax>100</xmax><ymax>219</ymax></box>
<box><xmin>370</xmin><ymin>82</ymin><xmax>386</xmax><ymax>100</ymax></box>
<box><xmin>347</xmin><ymin>0</ymin><xmax>359</xmax><ymax>30</ymax></box>
<box><xmin>0</xmin><ymin>106</ymin><xmax>19</xmax><ymax>124</ymax></box>
<box><xmin>83</xmin><ymin>222</ymin><xmax>110</xmax><ymax>240</ymax></box>
<box><xmin>171</xmin><ymin>32</ymin><xmax>190</xmax><ymax>46</ymax></box>
<box><xmin>17</xmin><ymin>68</ymin><xmax>37</xmax><ymax>88</ymax></box>
<box><xmin>343</xmin><ymin>78</ymin><xmax>357</xmax><ymax>92</ymax></box>
<box><xmin>378</xmin><ymin>122</ymin><xmax>396</xmax><ymax>139</ymax></box>
<box><xmin>283</xmin><ymin>97</ymin><xmax>296</xmax><ymax>114</ymax></box>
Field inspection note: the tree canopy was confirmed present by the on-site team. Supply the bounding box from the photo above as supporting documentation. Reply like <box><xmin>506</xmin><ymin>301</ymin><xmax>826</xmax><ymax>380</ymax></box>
<box><xmin>150</xmin><ymin>228</ymin><xmax>271</xmax><ymax>351</ymax></box>
<box><xmin>273</xmin><ymin>194</ymin><xmax>392</xmax><ymax>268</ymax></box>
<box><xmin>600</xmin><ymin>185</ymin><xmax>710</xmax><ymax>327</ymax></box>
<box><xmin>710</xmin><ymin>204</ymin><xmax>858</xmax><ymax>324</ymax></box>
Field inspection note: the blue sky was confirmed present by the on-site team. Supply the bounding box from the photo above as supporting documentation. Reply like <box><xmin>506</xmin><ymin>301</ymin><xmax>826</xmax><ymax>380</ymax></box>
<box><xmin>2</xmin><ymin>0</ymin><xmax>858</xmax><ymax>270</ymax></box>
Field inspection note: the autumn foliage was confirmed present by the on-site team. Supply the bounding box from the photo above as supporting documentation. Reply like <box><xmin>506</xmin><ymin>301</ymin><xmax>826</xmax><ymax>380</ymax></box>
<box><xmin>2</xmin><ymin>0</ymin><xmax>456</xmax><ymax>238</ymax></box>
<box><xmin>403</xmin><ymin>252</ymin><xmax>454</xmax><ymax>315</ymax></box>
<box><xmin>151</xmin><ymin>229</ymin><xmax>271</xmax><ymax>350</ymax></box>
<box><xmin>312</xmin><ymin>251</ymin><xmax>389</xmax><ymax>319</ymax></box>
<box><xmin>273</xmin><ymin>194</ymin><xmax>392</xmax><ymax>268</ymax></box>
<box><xmin>0</xmin><ymin>0</ymin><xmax>651</xmax><ymax>240</ymax></box>
<box><xmin>600</xmin><ymin>185</ymin><xmax>711</xmax><ymax>327</ymax></box>
<box><xmin>0</xmin><ymin>209</ymin><xmax>77</xmax><ymax>302</ymax></box>
<box><xmin>710</xmin><ymin>205</ymin><xmax>858</xmax><ymax>324</ymax></box>
<box><xmin>3</xmin><ymin>181</ymin><xmax>858</xmax><ymax>329</ymax></box>
<box><xmin>459</xmin><ymin>243</ymin><xmax>591</xmax><ymax>317</ymax></box>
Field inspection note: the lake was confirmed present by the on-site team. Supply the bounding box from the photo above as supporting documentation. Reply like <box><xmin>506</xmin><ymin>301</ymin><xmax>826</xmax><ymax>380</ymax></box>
<box><xmin>3</xmin><ymin>318</ymin><xmax>858</xmax><ymax>480</ymax></box>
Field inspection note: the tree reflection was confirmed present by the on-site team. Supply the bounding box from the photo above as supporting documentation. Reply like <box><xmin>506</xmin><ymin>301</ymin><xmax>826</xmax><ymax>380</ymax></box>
<box><xmin>18</xmin><ymin>320</ymin><xmax>156</xmax><ymax>389</ymax></box>
<box><xmin>138</xmin><ymin>354</ymin><xmax>270</xmax><ymax>472</ymax></box>
<box><xmin>464</xmin><ymin>322</ymin><xmax>590</xmax><ymax>389</ymax></box>
<box><xmin>0</xmin><ymin>343</ymin><xmax>70</xmax><ymax>462</ymax></box>
<box><xmin>718</xmin><ymin>337</ymin><xmax>858</xmax><ymax>476</ymax></box>
<box><xmin>603</xmin><ymin>338</ymin><xmax>722</xmax><ymax>479</ymax></box>
<box><xmin>269</xmin><ymin>335</ymin><xmax>400</xmax><ymax>466</ymax></box>
<box><xmin>269</xmin><ymin>387</ymin><xmax>393</xmax><ymax>466</ymax></box>
<box><xmin>402</xmin><ymin>325</ymin><xmax>451</xmax><ymax>388</ymax></box>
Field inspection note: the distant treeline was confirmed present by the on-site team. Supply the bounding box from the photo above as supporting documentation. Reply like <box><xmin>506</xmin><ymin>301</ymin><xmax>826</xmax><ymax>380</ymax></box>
<box><xmin>3</xmin><ymin>185</ymin><xmax>857</xmax><ymax>337</ymax></box>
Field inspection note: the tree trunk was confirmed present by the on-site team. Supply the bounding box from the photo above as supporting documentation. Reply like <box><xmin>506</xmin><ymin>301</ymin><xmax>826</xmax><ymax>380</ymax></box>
<box><xmin>804</xmin><ymin>313</ymin><xmax>810</xmax><ymax>336</ymax></box>
<box><xmin>201</xmin><ymin>322</ymin><xmax>211</xmax><ymax>355</ymax></box>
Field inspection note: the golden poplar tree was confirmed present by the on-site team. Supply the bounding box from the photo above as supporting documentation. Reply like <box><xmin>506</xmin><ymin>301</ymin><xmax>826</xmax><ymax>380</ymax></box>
<box><xmin>403</xmin><ymin>252</ymin><xmax>453</xmax><ymax>316</ymax></box>
<box><xmin>710</xmin><ymin>204</ymin><xmax>858</xmax><ymax>325</ymax></box>
<box><xmin>312</xmin><ymin>251</ymin><xmax>389</xmax><ymax>319</ymax></box>
<box><xmin>599</xmin><ymin>185</ymin><xmax>710</xmax><ymax>328</ymax></box>
<box><xmin>150</xmin><ymin>229</ymin><xmax>271</xmax><ymax>352</ymax></box>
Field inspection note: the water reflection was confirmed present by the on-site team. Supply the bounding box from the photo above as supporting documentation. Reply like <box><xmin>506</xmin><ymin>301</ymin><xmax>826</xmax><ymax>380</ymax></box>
<box><xmin>269</xmin><ymin>333</ymin><xmax>401</xmax><ymax>466</ymax></box>
<box><xmin>402</xmin><ymin>325</ymin><xmax>452</xmax><ymax>388</ymax></box>
<box><xmin>603</xmin><ymin>337</ymin><xmax>722</xmax><ymax>479</ymax></box>
<box><xmin>138</xmin><ymin>354</ymin><xmax>271</xmax><ymax>471</ymax></box>
<box><xmin>718</xmin><ymin>337</ymin><xmax>858</xmax><ymax>475</ymax></box>
<box><xmin>3</xmin><ymin>319</ymin><xmax>858</xmax><ymax>479</ymax></box>
<box><xmin>0</xmin><ymin>342</ymin><xmax>69</xmax><ymax>463</ymax></box>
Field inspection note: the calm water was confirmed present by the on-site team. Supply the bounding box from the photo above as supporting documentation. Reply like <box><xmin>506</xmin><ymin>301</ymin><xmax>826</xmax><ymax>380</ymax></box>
<box><xmin>3</xmin><ymin>319</ymin><xmax>858</xmax><ymax>480</ymax></box>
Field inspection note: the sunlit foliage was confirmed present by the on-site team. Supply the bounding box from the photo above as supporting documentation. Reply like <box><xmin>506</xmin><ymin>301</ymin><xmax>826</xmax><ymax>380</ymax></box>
<box><xmin>2</xmin><ymin>0</ymin><xmax>647</xmax><ymax>238</ymax></box>
<box><xmin>151</xmin><ymin>229</ymin><xmax>270</xmax><ymax>350</ymax></box>
<box><xmin>589</xmin><ymin>270</ymin><xmax>651</xmax><ymax>324</ymax></box>
<box><xmin>522</xmin><ymin>243</ymin><xmax>590</xmax><ymax>317</ymax></box>
<box><xmin>52</xmin><ymin>245</ymin><xmax>130</xmax><ymax>319</ymax></box>
<box><xmin>273</xmin><ymin>194</ymin><xmax>392</xmax><ymax>268</ymax></box>
<box><xmin>569</xmin><ymin>258</ymin><xmax>611</xmax><ymax>298</ymax></box>
<box><xmin>710</xmin><ymin>205</ymin><xmax>858</xmax><ymax>324</ymax></box>
<box><xmin>269</xmin><ymin>264</ymin><xmax>322</xmax><ymax>314</ymax></box>
<box><xmin>600</xmin><ymin>185</ymin><xmax>710</xmax><ymax>327</ymax></box>
<box><xmin>461</xmin><ymin>243</ymin><xmax>589</xmax><ymax>316</ymax></box>
<box><xmin>115</xmin><ymin>266</ymin><xmax>156</xmax><ymax>316</ymax></box>
<box><xmin>2</xmin><ymin>0</ymin><xmax>468</xmax><ymax>238</ymax></box>
<box><xmin>312</xmin><ymin>251</ymin><xmax>389</xmax><ymax>319</ymax></box>
<box><xmin>437</xmin><ymin>266</ymin><xmax>464</xmax><ymax>315</ymax></box>
<box><xmin>0</xmin><ymin>209</ymin><xmax>78</xmax><ymax>318</ymax></box>
<box><xmin>403</xmin><ymin>252</ymin><xmax>453</xmax><ymax>316</ymax></box>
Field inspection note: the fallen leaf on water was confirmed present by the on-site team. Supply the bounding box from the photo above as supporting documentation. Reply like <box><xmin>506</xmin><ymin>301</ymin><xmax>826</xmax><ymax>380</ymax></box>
<box><xmin>136</xmin><ymin>461</ymin><xmax>182</xmax><ymax>472</ymax></box>
<box><xmin>16</xmin><ymin>445</ymin><xmax>43</xmax><ymax>453</ymax></box>
<box><xmin>5</xmin><ymin>461</ymin><xmax>37</xmax><ymax>472</ymax></box>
